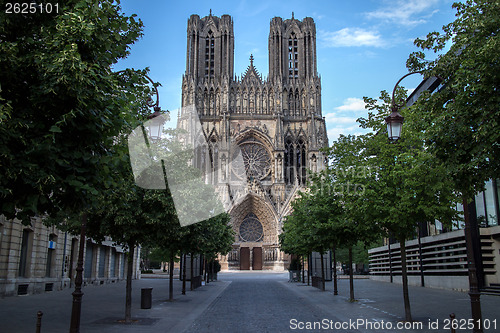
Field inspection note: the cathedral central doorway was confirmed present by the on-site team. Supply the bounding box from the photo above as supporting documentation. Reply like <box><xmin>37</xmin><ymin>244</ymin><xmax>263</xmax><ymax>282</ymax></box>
<box><xmin>240</xmin><ymin>247</ymin><xmax>250</xmax><ymax>270</ymax></box>
<box><xmin>252</xmin><ymin>247</ymin><xmax>262</xmax><ymax>270</ymax></box>
<box><xmin>238</xmin><ymin>247</ymin><xmax>263</xmax><ymax>270</ymax></box>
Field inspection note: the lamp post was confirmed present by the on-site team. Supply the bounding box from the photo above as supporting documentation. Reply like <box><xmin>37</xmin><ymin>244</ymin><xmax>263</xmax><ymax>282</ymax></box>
<box><xmin>384</xmin><ymin>72</ymin><xmax>422</xmax><ymax>140</ymax></box>
<box><xmin>69</xmin><ymin>73</ymin><xmax>164</xmax><ymax>333</ymax></box>
<box><xmin>143</xmin><ymin>75</ymin><xmax>167</xmax><ymax>141</ymax></box>
<box><xmin>387</xmin><ymin>72</ymin><xmax>483</xmax><ymax>332</ymax></box>
<box><xmin>384</xmin><ymin>72</ymin><xmax>420</xmax><ymax>322</ymax></box>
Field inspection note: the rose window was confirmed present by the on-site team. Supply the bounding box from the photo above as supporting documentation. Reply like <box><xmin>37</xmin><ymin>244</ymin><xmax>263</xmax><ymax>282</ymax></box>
<box><xmin>232</xmin><ymin>142</ymin><xmax>271</xmax><ymax>180</ymax></box>
<box><xmin>239</xmin><ymin>213</ymin><xmax>264</xmax><ymax>242</ymax></box>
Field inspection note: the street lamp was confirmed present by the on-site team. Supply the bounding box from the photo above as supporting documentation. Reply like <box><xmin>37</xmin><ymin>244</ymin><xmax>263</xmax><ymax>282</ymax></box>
<box><xmin>146</xmin><ymin>106</ymin><xmax>165</xmax><ymax>141</ymax></box>
<box><xmin>144</xmin><ymin>75</ymin><xmax>167</xmax><ymax>141</ymax></box>
<box><xmin>385</xmin><ymin>106</ymin><xmax>404</xmax><ymax>141</ymax></box>
<box><xmin>385</xmin><ymin>72</ymin><xmax>421</xmax><ymax>141</ymax></box>
<box><xmin>383</xmin><ymin>72</ymin><xmax>422</xmax><ymax>323</ymax></box>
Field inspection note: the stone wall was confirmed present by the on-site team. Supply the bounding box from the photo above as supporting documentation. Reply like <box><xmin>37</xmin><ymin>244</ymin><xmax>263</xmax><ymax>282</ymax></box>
<box><xmin>0</xmin><ymin>216</ymin><xmax>141</xmax><ymax>297</ymax></box>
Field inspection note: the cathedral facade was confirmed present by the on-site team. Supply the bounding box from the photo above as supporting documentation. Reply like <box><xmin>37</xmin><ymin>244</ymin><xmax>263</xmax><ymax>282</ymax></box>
<box><xmin>178</xmin><ymin>12</ymin><xmax>328</xmax><ymax>270</ymax></box>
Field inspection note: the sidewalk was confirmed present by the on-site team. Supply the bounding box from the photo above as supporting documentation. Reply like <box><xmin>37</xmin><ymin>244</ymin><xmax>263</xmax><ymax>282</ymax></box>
<box><xmin>0</xmin><ymin>277</ymin><xmax>229</xmax><ymax>333</ymax></box>
<box><xmin>281</xmin><ymin>278</ymin><xmax>500</xmax><ymax>332</ymax></box>
<box><xmin>0</xmin><ymin>273</ymin><xmax>499</xmax><ymax>333</ymax></box>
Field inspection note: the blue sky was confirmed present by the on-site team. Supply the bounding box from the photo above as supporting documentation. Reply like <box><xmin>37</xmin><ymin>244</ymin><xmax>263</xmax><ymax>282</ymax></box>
<box><xmin>115</xmin><ymin>0</ymin><xmax>457</xmax><ymax>144</ymax></box>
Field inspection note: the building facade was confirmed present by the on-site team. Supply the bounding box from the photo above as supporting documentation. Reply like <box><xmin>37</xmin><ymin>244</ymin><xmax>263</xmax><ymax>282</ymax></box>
<box><xmin>0</xmin><ymin>215</ymin><xmax>141</xmax><ymax>297</ymax></box>
<box><xmin>178</xmin><ymin>12</ymin><xmax>328</xmax><ymax>270</ymax></box>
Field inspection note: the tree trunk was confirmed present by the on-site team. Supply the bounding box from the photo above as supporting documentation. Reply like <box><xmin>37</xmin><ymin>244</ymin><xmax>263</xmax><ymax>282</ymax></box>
<box><xmin>388</xmin><ymin>239</ymin><xmax>393</xmax><ymax>283</ymax></box>
<box><xmin>200</xmin><ymin>255</ymin><xmax>204</xmax><ymax>280</ymax></box>
<box><xmin>168</xmin><ymin>254</ymin><xmax>174</xmax><ymax>301</ymax></box>
<box><xmin>205</xmin><ymin>260</ymin><xmax>209</xmax><ymax>284</ymax></box>
<box><xmin>333</xmin><ymin>248</ymin><xmax>338</xmax><ymax>295</ymax></box>
<box><xmin>125</xmin><ymin>241</ymin><xmax>134</xmax><ymax>322</ymax></box>
<box><xmin>69</xmin><ymin>212</ymin><xmax>87</xmax><ymax>333</ymax></box>
<box><xmin>182</xmin><ymin>253</ymin><xmax>186</xmax><ymax>295</ymax></box>
<box><xmin>307</xmin><ymin>255</ymin><xmax>311</xmax><ymax>285</ymax></box>
<box><xmin>301</xmin><ymin>256</ymin><xmax>305</xmax><ymax>283</ymax></box>
<box><xmin>349</xmin><ymin>247</ymin><xmax>355</xmax><ymax>302</ymax></box>
<box><xmin>320</xmin><ymin>252</ymin><xmax>325</xmax><ymax>291</ymax></box>
<box><xmin>400</xmin><ymin>239</ymin><xmax>412</xmax><ymax>322</ymax></box>
<box><xmin>190</xmin><ymin>253</ymin><xmax>194</xmax><ymax>291</ymax></box>
<box><xmin>418</xmin><ymin>225</ymin><xmax>425</xmax><ymax>287</ymax></box>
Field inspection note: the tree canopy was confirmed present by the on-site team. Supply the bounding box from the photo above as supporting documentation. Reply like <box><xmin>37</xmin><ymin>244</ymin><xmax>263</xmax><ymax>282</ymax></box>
<box><xmin>0</xmin><ymin>0</ymin><xmax>149</xmax><ymax>222</ymax></box>
<box><xmin>406</xmin><ymin>0</ymin><xmax>500</xmax><ymax>199</ymax></box>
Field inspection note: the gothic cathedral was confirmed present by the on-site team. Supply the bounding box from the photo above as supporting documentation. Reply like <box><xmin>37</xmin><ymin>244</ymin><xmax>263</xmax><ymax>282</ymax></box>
<box><xmin>178</xmin><ymin>12</ymin><xmax>328</xmax><ymax>270</ymax></box>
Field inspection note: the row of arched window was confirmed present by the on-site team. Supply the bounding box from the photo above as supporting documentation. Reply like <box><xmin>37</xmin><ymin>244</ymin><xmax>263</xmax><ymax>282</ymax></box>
<box><xmin>191</xmin><ymin>88</ymin><xmax>320</xmax><ymax>117</ymax></box>
<box><xmin>284</xmin><ymin>138</ymin><xmax>307</xmax><ymax>185</ymax></box>
<box><xmin>194</xmin><ymin>136</ymin><xmax>308</xmax><ymax>186</ymax></box>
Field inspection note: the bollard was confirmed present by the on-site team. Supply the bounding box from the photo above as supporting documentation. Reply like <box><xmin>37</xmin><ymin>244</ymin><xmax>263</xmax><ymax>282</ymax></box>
<box><xmin>450</xmin><ymin>313</ymin><xmax>456</xmax><ymax>333</ymax></box>
<box><xmin>36</xmin><ymin>311</ymin><xmax>43</xmax><ymax>333</ymax></box>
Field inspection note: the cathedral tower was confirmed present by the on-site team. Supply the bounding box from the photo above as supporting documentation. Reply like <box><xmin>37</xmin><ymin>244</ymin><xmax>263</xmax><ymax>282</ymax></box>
<box><xmin>179</xmin><ymin>12</ymin><xmax>328</xmax><ymax>270</ymax></box>
<box><xmin>185</xmin><ymin>11</ymin><xmax>234</xmax><ymax>82</ymax></box>
<box><xmin>269</xmin><ymin>13</ymin><xmax>317</xmax><ymax>82</ymax></box>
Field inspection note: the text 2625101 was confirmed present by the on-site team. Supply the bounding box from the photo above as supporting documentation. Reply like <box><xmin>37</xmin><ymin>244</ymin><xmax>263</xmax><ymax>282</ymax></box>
<box><xmin>5</xmin><ymin>3</ymin><xmax>59</xmax><ymax>14</ymax></box>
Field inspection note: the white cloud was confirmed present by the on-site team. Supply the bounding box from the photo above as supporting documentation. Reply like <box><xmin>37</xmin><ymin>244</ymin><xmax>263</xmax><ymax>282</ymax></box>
<box><xmin>324</xmin><ymin>114</ymin><xmax>357</xmax><ymax>124</ymax></box>
<box><xmin>324</xmin><ymin>98</ymin><xmax>371</xmax><ymax>143</ymax></box>
<box><xmin>334</xmin><ymin>97</ymin><xmax>367</xmax><ymax>112</ymax></box>
<box><xmin>312</xmin><ymin>12</ymin><xmax>325</xmax><ymax>20</ymax></box>
<box><xmin>320</xmin><ymin>28</ymin><xmax>385</xmax><ymax>48</ymax></box>
<box><xmin>327</xmin><ymin>126</ymin><xmax>366</xmax><ymax>143</ymax></box>
<box><xmin>365</xmin><ymin>0</ymin><xmax>440</xmax><ymax>26</ymax></box>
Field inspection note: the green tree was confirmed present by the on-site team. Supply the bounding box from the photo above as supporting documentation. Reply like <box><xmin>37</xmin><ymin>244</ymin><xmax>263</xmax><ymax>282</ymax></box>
<box><xmin>136</xmin><ymin>128</ymin><xmax>234</xmax><ymax>299</ymax></box>
<box><xmin>324</xmin><ymin>134</ymin><xmax>381</xmax><ymax>301</ymax></box>
<box><xmin>48</xmin><ymin>136</ymin><xmax>179</xmax><ymax>323</ymax></box>
<box><xmin>0</xmin><ymin>2</ymin><xmax>152</xmax><ymax>331</ymax></box>
<box><xmin>356</xmin><ymin>88</ymin><xmax>459</xmax><ymax>321</ymax></box>
<box><xmin>0</xmin><ymin>0</ymin><xmax>148</xmax><ymax>223</ymax></box>
<box><xmin>406</xmin><ymin>0</ymin><xmax>500</xmax><ymax>202</ymax></box>
<box><xmin>281</xmin><ymin>175</ymin><xmax>345</xmax><ymax>291</ymax></box>
<box><xmin>335</xmin><ymin>241</ymin><xmax>381</xmax><ymax>267</ymax></box>
<box><xmin>406</xmin><ymin>1</ymin><xmax>499</xmax><ymax>328</ymax></box>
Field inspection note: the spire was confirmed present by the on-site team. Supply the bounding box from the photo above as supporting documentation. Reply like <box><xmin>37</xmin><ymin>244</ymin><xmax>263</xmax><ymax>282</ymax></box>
<box><xmin>292</xmin><ymin>12</ymin><xmax>294</xmax><ymax>20</ymax></box>
<box><xmin>242</xmin><ymin>54</ymin><xmax>261</xmax><ymax>83</ymax></box>
<box><xmin>209</xmin><ymin>9</ymin><xmax>212</xmax><ymax>16</ymax></box>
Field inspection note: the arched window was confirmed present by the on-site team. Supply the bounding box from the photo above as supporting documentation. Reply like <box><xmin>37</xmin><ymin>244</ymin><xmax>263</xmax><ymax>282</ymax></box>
<box><xmin>209</xmin><ymin>88</ymin><xmax>214</xmax><ymax>115</ymax></box>
<box><xmin>203</xmin><ymin>89</ymin><xmax>208</xmax><ymax>116</ymax></box>
<box><xmin>209</xmin><ymin>137</ymin><xmax>218</xmax><ymax>184</ymax></box>
<box><xmin>194</xmin><ymin>136</ymin><xmax>205</xmax><ymax>171</ymax></box>
<box><xmin>296</xmin><ymin>138</ymin><xmax>306</xmax><ymax>185</ymax></box>
<box><xmin>285</xmin><ymin>138</ymin><xmax>294</xmax><ymax>184</ymax></box>
<box><xmin>288</xmin><ymin>33</ymin><xmax>298</xmax><ymax>79</ymax></box>
<box><xmin>205</xmin><ymin>31</ymin><xmax>215</xmax><ymax>79</ymax></box>
<box><xmin>200</xmin><ymin>145</ymin><xmax>207</xmax><ymax>182</ymax></box>
<box><xmin>294</xmin><ymin>90</ymin><xmax>299</xmax><ymax>116</ymax></box>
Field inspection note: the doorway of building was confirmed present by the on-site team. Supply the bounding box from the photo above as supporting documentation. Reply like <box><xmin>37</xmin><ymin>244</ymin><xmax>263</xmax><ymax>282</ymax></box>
<box><xmin>240</xmin><ymin>247</ymin><xmax>250</xmax><ymax>270</ymax></box>
<box><xmin>252</xmin><ymin>247</ymin><xmax>262</xmax><ymax>270</ymax></box>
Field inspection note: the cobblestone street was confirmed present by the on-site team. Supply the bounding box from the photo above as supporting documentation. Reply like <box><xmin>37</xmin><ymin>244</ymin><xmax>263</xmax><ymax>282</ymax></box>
<box><xmin>185</xmin><ymin>273</ymin><xmax>335</xmax><ymax>333</ymax></box>
<box><xmin>1</xmin><ymin>272</ymin><xmax>499</xmax><ymax>332</ymax></box>
<box><xmin>185</xmin><ymin>272</ymin><xmax>500</xmax><ymax>333</ymax></box>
